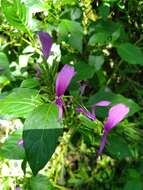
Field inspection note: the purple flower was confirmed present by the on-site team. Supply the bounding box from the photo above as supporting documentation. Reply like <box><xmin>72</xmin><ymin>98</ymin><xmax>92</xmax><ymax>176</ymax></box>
<box><xmin>15</xmin><ymin>187</ymin><xmax>21</xmax><ymax>190</ymax></box>
<box><xmin>76</xmin><ymin>100</ymin><xmax>111</xmax><ymax>121</ymax></box>
<box><xmin>56</xmin><ymin>65</ymin><xmax>76</xmax><ymax>97</ymax></box>
<box><xmin>96</xmin><ymin>103</ymin><xmax>129</xmax><ymax>159</ymax></box>
<box><xmin>18</xmin><ymin>139</ymin><xmax>24</xmax><ymax>146</ymax></box>
<box><xmin>38</xmin><ymin>31</ymin><xmax>52</xmax><ymax>58</ymax></box>
<box><xmin>76</xmin><ymin>107</ymin><xmax>96</xmax><ymax>121</ymax></box>
<box><xmin>55</xmin><ymin>64</ymin><xmax>76</xmax><ymax>120</ymax></box>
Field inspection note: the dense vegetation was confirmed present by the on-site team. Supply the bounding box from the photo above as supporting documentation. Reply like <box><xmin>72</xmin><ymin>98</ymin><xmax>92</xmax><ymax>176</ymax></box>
<box><xmin>0</xmin><ymin>0</ymin><xmax>143</xmax><ymax>189</ymax></box>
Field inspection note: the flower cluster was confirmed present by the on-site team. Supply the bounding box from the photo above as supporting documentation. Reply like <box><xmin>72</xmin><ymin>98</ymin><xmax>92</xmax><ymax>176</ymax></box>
<box><xmin>56</xmin><ymin>64</ymin><xmax>129</xmax><ymax>159</ymax></box>
<box><xmin>21</xmin><ymin>31</ymin><xmax>129</xmax><ymax>160</ymax></box>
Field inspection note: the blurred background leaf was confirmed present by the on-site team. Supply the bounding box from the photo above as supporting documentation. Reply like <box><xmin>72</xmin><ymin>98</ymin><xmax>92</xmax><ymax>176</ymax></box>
<box><xmin>0</xmin><ymin>129</ymin><xmax>25</xmax><ymax>160</ymax></box>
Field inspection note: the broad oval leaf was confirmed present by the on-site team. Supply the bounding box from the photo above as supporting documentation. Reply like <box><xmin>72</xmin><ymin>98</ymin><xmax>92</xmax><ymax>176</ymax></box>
<box><xmin>23</xmin><ymin>103</ymin><xmax>63</xmax><ymax>175</ymax></box>
<box><xmin>74</xmin><ymin>61</ymin><xmax>96</xmax><ymax>80</ymax></box>
<box><xmin>117</xmin><ymin>43</ymin><xmax>143</xmax><ymax>65</ymax></box>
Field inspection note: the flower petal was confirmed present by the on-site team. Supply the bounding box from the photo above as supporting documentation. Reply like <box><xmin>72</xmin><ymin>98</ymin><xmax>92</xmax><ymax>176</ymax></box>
<box><xmin>56</xmin><ymin>97</ymin><xmax>63</xmax><ymax>120</ymax></box>
<box><xmin>76</xmin><ymin>107</ymin><xmax>96</xmax><ymax>121</ymax></box>
<box><xmin>94</xmin><ymin>100</ymin><xmax>111</xmax><ymax>107</ymax></box>
<box><xmin>92</xmin><ymin>100</ymin><xmax>111</xmax><ymax>113</ymax></box>
<box><xmin>104</xmin><ymin>103</ymin><xmax>129</xmax><ymax>132</ymax></box>
<box><xmin>38</xmin><ymin>31</ymin><xmax>52</xmax><ymax>58</ymax></box>
<box><xmin>56</xmin><ymin>64</ymin><xmax>76</xmax><ymax>97</ymax></box>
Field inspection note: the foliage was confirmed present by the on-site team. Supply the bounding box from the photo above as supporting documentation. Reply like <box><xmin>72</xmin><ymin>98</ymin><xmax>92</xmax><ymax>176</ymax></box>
<box><xmin>0</xmin><ymin>0</ymin><xmax>143</xmax><ymax>189</ymax></box>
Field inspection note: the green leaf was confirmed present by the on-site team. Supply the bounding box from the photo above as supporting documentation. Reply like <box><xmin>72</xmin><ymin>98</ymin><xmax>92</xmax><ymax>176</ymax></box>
<box><xmin>59</xmin><ymin>19</ymin><xmax>83</xmax><ymax>52</ymax></box>
<box><xmin>0</xmin><ymin>129</ymin><xmax>25</xmax><ymax>160</ymax></box>
<box><xmin>23</xmin><ymin>104</ymin><xmax>63</xmax><ymax>175</ymax></box>
<box><xmin>0</xmin><ymin>88</ymin><xmax>41</xmax><ymax>118</ymax></box>
<box><xmin>1</xmin><ymin>0</ymin><xmax>30</xmax><ymax>31</ymax></box>
<box><xmin>117</xmin><ymin>43</ymin><xmax>143</xmax><ymax>65</ymax></box>
<box><xmin>88</xmin><ymin>88</ymin><xmax>140</xmax><ymax>117</ymax></box>
<box><xmin>123</xmin><ymin>180</ymin><xmax>143</xmax><ymax>190</ymax></box>
<box><xmin>107</xmin><ymin>134</ymin><xmax>132</xmax><ymax>159</ymax></box>
<box><xmin>77</xmin><ymin>115</ymin><xmax>103</xmax><ymax>146</ymax></box>
<box><xmin>0</xmin><ymin>52</ymin><xmax>10</xmax><ymax>75</ymax></box>
<box><xmin>71</xmin><ymin>8</ymin><xmax>82</xmax><ymax>20</ymax></box>
<box><xmin>79</xmin><ymin>129</ymin><xmax>97</xmax><ymax>146</ymax></box>
<box><xmin>99</xmin><ymin>4</ymin><xmax>110</xmax><ymax>18</ymax></box>
<box><xmin>88</xmin><ymin>55</ymin><xmax>104</xmax><ymax>71</ymax></box>
<box><xmin>21</xmin><ymin>158</ymin><xmax>27</xmax><ymax>175</ymax></box>
<box><xmin>123</xmin><ymin>169</ymin><xmax>143</xmax><ymax>190</ymax></box>
<box><xmin>90</xmin><ymin>20</ymin><xmax>126</xmax><ymax>43</ymax></box>
<box><xmin>88</xmin><ymin>32</ymin><xmax>111</xmax><ymax>45</ymax></box>
<box><xmin>54</xmin><ymin>0</ymin><xmax>77</xmax><ymax>6</ymax></box>
<box><xmin>78</xmin><ymin>114</ymin><xmax>98</xmax><ymax>130</ymax></box>
<box><xmin>75</xmin><ymin>62</ymin><xmax>96</xmax><ymax>80</ymax></box>
<box><xmin>20</xmin><ymin>78</ymin><xmax>39</xmax><ymax>89</ymax></box>
<box><xmin>0</xmin><ymin>75</ymin><xmax>10</xmax><ymax>90</ymax></box>
<box><xmin>30</xmin><ymin>175</ymin><xmax>55</xmax><ymax>190</ymax></box>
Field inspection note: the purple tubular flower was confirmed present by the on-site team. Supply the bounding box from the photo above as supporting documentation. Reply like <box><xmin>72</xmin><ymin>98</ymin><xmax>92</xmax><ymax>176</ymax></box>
<box><xmin>76</xmin><ymin>107</ymin><xmax>96</xmax><ymax>121</ymax></box>
<box><xmin>56</xmin><ymin>64</ymin><xmax>76</xmax><ymax>97</ymax></box>
<box><xmin>96</xmin><ymin>103</ymin><xmax>129</xmax><ymax>160</ymax></box>
<box><xmin>55</xmin><ymin>64</ymin><xmax>76</xmax><ymax>120</ymax></box>
<box><xmin>104</xmin><ymin>103</ymin><xmax>129</xmax><ymax>132</ymax></box>
<box><xmin>38</xmin><ymin>31</ymin><xmax>52</xmax><ymax>58</ymax></box>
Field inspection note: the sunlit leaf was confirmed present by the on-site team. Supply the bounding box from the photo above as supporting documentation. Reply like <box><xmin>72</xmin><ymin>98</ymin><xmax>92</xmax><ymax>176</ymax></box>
<box><xmin>20</xmin><ymin>78</ymin><xmax>39</xmax><ymax>89</ymax></box>
<box><xmin>1</xmin><ymin>0</ymin><xmax>31</xmax><ymax>31</ymax></box>
<box><xmin>0</xmin><ymin>88</ymin><xmax>41</xmax><ymax>118</ymax></box>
